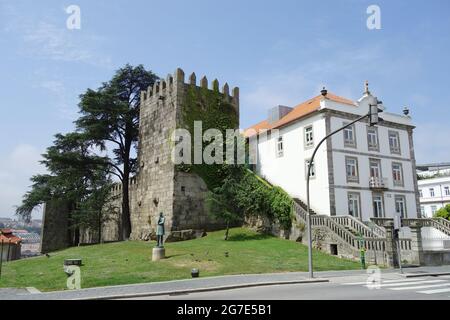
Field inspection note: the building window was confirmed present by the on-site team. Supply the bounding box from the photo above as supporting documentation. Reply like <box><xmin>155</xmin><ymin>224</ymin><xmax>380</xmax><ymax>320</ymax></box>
<box><xmin>345</xmin><ymin>157</ymin><xmax>359</xmax><ymax>182</ymax></box>
<box><xmin>276</xmin><ymin>136</ymin><xmax>284</xmax><ymax>157</ymax></box>
<box><xmin>305</xmin><ymin>159</ymin><xmax>315</xmax><ymax>179</ymax></box>
<box><xmin>419</xmin><ymin>189</ymin><xmax>423</xmax><ymax>198</ymax></box>
<box><xmin>429</xmin><ymin>188</ymin><xmax>435</xmax><ymax>197</ymax></box>
<box><xmin>304</xmin><ymin>125</ymin><xmax>314</xmax><ymax>148</ymax></box>
<box><xmin>367</xmin><ymin>127</ymin><xmax>379</xmax><ymax>151</ymax></box>
<box><xmin>420</xmin><ymin>205</ymin><xmax>425</xmax><ymax>217</ymax></box>
<box><xmin>348</xmin><ymin>192</ymin><xmax>361</xmax><ymax>218</ymax></box>
<box><xmin>444</xmin><ymin>186</ymin><xmax>450</xmax><ymax>196</ymax></box>
<box><xmin>373</xmin><ymin>194</ymin><xmax>384</xmax><ymax>218</ymax></box>
<box><xmin>369</xmin><ymin>158</ymin><xmax>382</xmax><ymax>178</ymax></box>
<box><xmin>395</xmin><ymin>195</ymin><xmax>407</xmax><ymax>219</ymax></box>
<box><xmin>343</xmin><ymin>122</ymin><xmax>356</xmax><ymax>148</ymax></box>
<box><xmin>431</xmin><ymin>205</ymin><xmax>438</xmax><ymax>215</ymax></box>
<box><xmin>392</xmin><ymin>162</ymin><xmax>404</xmax><ymax>186</ymax></box>
<box><xmin>388</xmin><ymin>131</ymin><xmax>401</xmax><ymax>154</ymax></box>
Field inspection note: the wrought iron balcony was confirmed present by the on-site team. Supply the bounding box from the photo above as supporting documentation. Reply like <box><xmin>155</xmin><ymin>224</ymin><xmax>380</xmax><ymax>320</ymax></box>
<box><xmin>369</xmin><ymin>177</ymin><xmax>388</xmax><ymax>190</ymax></box>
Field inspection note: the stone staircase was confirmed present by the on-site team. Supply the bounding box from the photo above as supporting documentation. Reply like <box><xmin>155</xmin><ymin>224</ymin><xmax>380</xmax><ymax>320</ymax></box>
<box><xmin>292</xmin><ymin>198</ymin><xmax>391</xmax><ymax>256</ymax></box>
<box><xmin>330</xmin><ymin>215</ymin><xmax>385</xmax><ymax>238</ymax></box>
<box><xmin>290</xmin><ymin>197</ymin><xmax>450</xmax><ymax>266</ymax></box>
<box><xmin>400</xmin><ymin>217</ymin><xmax>450</xmax><ymax>237</ymax></box>
<box><xmin>292</xmin><ymin>198</ymin><xmax>318</xmax><ymax>216</ymax></box>
<box><xmin>427</xmin><ymin>218</ymin><xmax>450</xmax><ymax>236</ymax></box>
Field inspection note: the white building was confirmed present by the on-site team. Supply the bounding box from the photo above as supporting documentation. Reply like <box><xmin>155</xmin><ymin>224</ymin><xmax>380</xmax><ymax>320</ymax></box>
<box><xmin>417</xmin><ymin>169</ymin><xmax>450</xmax><ymax>218</ymax></box>
<box><xmin>245</xmin><ymin>83</ymin><xmax>420</xmax><ymax>221</ymax></box>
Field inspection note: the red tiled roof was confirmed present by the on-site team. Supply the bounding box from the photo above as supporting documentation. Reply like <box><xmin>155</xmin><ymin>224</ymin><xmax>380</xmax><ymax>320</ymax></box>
<box><xmin>244</xmin><ymin>92</ymin><xmax>355</xmax><ymax>137</ymax></box>
<box><xmin>0</xmin><ymin>229</ymin><xmax>22</xmax><ymax>244</ymax></box>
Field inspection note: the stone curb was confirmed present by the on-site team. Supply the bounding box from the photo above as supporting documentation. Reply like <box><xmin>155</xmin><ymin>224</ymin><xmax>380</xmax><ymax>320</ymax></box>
<box><xmin>74</xmin><ymin>278</ymin><xmax>329</xmax><ymax>300</ymax></box>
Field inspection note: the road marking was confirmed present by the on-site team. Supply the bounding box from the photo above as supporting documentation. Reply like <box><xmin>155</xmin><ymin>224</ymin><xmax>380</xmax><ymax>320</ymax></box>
<box><xmin>342</xmin><ymin>278</ymin><xmax>438</xmax><ymax>285</ymax></box>
<box><xmin>364</xmin><ymin>280</ymin><xmax>445</xmax><ymax>288</ymax></box>
<box><xmin>390</xmin><ymin>283</ymin><xmax>450</xmax><ymax>290</ymax></box>
<box><xmin>417</xmin><ymin>287</ymin><xmax>450</xmax><ymax>294</ymax></box>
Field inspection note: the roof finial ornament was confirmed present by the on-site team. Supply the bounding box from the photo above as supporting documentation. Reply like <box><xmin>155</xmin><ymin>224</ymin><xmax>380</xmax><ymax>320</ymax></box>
<box><xmin>364</xmin><ymin>80</ymin><xmax>370</xmax><ymax>94</ymax></box>
<box><xmin>320</xmin><ymin>87</ymin><xmax>327</xmax><ymax>97</ymax></box>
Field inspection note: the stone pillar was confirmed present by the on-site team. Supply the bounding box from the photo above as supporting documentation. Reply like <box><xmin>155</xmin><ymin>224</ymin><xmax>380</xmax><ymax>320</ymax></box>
<box><xmin>383</xmin><ymin>220</ymin><xmax>399</xmax><ymax>268</ymax></box>
<box><xmin>409</xmin><ymin>221</ymin><xmax>424</xmax><ymax>266</ymax></box>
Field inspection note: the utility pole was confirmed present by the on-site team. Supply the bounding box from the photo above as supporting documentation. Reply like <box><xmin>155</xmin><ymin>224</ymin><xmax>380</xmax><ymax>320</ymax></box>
<box><xmin>306</xmin><ymin>93</ymin><xmax>383</xmax><ymax>278</ymax></box>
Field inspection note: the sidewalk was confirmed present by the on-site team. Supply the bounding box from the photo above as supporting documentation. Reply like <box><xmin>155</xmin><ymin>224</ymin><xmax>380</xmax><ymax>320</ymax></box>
<box><xmin>2</xmin><ymin>265</ymin><xmax>450</xmax><ymax>300</ymax></box>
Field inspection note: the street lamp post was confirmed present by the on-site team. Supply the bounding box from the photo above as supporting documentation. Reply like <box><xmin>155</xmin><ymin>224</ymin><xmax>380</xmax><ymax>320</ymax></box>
<box><xmin>306</xmin><ymin>102</ymin><xmax>382</xmax><ymax>278</ymax></box>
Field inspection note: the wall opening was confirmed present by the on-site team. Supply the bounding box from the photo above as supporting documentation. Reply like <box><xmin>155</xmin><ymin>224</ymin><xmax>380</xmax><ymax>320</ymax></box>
<box><xmin>330</xmin><ymin>244</ymin><xmax>338</xmax><ymax>256</ymax></box>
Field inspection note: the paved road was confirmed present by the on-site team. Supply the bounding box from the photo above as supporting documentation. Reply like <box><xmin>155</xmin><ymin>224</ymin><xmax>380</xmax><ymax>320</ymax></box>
<box><xmin>128</xmin><ymin>274</ymin><xmax>450</xmax><ymax>300</ymax></box>
<box><xmin>2</xmin><ymin>266</ymin><xmax>450</xmax><ymax>299</ymax></box>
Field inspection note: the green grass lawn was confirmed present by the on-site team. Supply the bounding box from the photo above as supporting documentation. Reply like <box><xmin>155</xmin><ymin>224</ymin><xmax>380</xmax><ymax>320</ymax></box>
<box><xmin>0</xmin><ymin>228</ymin><xmax>360</xmax><ymax>292</ymax></box>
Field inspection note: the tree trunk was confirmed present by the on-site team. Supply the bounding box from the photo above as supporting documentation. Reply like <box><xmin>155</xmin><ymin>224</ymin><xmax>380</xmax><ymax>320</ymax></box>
<box><xmin>98</xmin><ymin>212</ymin><xmax>102</xmax><ymax>244</ymax></box>
<box><xmin>74</xmin><ymin>227</ymin><xmax>80</xmax><ymax>246</ymax></box>
<box><xmin>121</xmin><ymin>177</ymin><xmax>131</xmax><ymax>240</ymax></box>
<box><xmin>224</xmin><ymin>220</ymin><xmax>230</xmax><ymax>240</ymax></box>
<box><xmin>120</xmin><ymin>125</ymin><xmax>133</xmax><ymax>241</ymax></box>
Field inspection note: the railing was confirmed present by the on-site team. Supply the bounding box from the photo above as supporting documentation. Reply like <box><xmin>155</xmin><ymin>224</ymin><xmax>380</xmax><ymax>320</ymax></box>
<box><xmin>426</xmin><ymin>219</ymin><xmax>450</xmax><ymax>236</ymax></box>
<box><xmin>399</xmin><ymin>238</ymin><xmax>412</xmax><ymax>250</ymax></box>
<box><xmin>402</xmin><ymin>218</ymin><xmax>450</xmax><ymax>236</ymax></box>
<box><xmin>293</xmin><ymin>201</ymin><xmax>412</xmax><ymax>256</ymax></box>
<box><xmin>369</xmin><ymin>177</ymin><xmax>388</xmax><ymax>189</ymax></box>
<box><xmin>331</xmin><ymin>215</ymin><xmax>384</xmax><ymax>238</ymax></box>
<box><xmin>434</xmin><ymin>218</ymin><xmax>450</xmax><ymax>232</ymax></box>
<box><xmin>294</xmin><ymin>202</ymin><xmax>386</xmax><ymax>253</ymax></box>
<box><xmin>370</xmin><ymin>217</ymin><xmax>392</xmax><ymax>226</ymax></box>
<box><xmin>364</xmin><ymin>220</ymin><xmax>387</xmax><ymax>238</ymax></box>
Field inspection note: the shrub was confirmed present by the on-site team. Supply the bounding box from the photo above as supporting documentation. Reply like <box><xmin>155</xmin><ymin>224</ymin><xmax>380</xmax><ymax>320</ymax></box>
<box><xmin>435</xmin><ymin>204</ymin><xmax>450</xmax><ymax>220</ymax></box>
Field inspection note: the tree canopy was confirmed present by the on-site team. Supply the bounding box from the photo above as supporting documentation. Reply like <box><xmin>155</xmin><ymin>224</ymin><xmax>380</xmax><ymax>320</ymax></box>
<box><xmin>75</xmin><ymin>64</ymin><xmax>158</xmax><ymax>239</ymax></box>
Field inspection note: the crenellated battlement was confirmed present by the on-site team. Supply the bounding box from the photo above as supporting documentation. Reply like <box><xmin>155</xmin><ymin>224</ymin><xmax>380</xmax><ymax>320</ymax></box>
<box><xmin>110</xmin><ymin>176</ymin><xmax>138</xmax><ymax>195</ymax></box>
<box><xmin>140</xmin><ymin>68</ymin><xmax>239</xmax><ymax>107</ymax></box>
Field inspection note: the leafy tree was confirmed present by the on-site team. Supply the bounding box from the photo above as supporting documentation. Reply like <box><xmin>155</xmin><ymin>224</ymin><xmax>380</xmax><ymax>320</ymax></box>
<box><xmin>16</xmin><ymin>132</ymin><xmax>113</xmax><ymax>244</ymax></box>
<box><xmin>75</xmin><ymin>64</ymin><xmax>158</xmax><ymax>240</ymax></box>
<box><xmin>71</xmin><ymin>177</ymin><xmax>118</xmax><ymax>244</ymax></box>
<box><xmin>206</xmin><ymin>170</ymin><xmax>243</xmax><ymax>240</ymax></box>
<box><xmin>435</xmin><ymin>204</ymin><xmax>450</xmax><ymax>220</ymax></box>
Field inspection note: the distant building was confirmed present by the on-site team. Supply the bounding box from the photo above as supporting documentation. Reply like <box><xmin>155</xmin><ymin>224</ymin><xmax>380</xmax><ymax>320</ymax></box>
<box><xmin>417</xmin><ymin>163</ymin><xmax>450</xmax><ymax>218</ymax></box>
<box><xmin>0</xmin><ymin>229</ymin><xmax>22</xmax><ymax>261</ymax></box>
<box><xmin>0</xmin><ymin>217</ymin><xmax>13</xmax><ymax>228</ymax></box>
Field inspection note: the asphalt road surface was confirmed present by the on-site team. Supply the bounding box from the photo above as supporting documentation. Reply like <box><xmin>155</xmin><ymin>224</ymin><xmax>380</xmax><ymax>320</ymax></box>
<box><xmin>128</xmin><ymin>274</ymin><xmax>450</xmax><ymax>300</ymax></box>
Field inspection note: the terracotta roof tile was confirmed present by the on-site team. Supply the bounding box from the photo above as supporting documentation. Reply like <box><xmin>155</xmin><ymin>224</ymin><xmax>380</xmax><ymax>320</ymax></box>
<box><xmin>244</xmin><ymin>92</ymin><xmax>355</xmax><ymax>137</ymax></box>
<box><xmin>0</xmin><ymin>234</ymin><xmax>22</xmax><ymax>244</ymax></box>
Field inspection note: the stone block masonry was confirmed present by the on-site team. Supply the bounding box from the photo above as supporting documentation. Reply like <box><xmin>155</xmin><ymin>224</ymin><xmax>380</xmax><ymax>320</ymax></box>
<box><xmin>97</xmin><ymin>68</ymin><xmax>240</xmax><ymax>244</ymax></box>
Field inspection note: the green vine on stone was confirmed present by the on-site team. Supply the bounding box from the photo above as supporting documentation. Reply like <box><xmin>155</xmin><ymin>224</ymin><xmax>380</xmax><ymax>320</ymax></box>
<box><xmin>177</xmin><ymin>84</ymin><xmax>294</xmax><ymax>231</ymax></box>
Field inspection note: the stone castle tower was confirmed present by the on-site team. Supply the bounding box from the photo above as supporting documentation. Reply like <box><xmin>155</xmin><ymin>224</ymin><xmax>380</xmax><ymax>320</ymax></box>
<box><xmin>102</xmin><ymin>68</ymin><xmax>240</xmax><ymax>242</ymax></box>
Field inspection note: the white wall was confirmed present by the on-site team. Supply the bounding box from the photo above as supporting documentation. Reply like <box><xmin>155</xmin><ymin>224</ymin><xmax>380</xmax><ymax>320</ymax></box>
<box><xmin>255</xmin><ymin>113</ymin><xmax>331</xmax><ymax>215</ymax></box>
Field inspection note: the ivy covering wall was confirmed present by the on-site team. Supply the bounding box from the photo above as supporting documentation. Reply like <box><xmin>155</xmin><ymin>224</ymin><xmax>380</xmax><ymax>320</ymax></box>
<box><xmin>177</xmin><ymin>84</ymin><xmax>294</xmax><ymax>230</ymax></box>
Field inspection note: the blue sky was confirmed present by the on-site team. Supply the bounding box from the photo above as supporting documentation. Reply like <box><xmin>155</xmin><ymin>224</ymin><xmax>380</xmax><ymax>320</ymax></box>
<box><xmin>1</xmin><ymin>0</ymin><xmax>449</xmax><ymax>218</ymax></box>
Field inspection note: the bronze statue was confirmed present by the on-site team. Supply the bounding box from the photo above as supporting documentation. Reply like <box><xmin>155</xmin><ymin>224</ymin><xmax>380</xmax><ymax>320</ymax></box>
<box><xmin>156</xmin><ymin>212</ymin><xmax>165</xmax><ymax>247</ymax></box>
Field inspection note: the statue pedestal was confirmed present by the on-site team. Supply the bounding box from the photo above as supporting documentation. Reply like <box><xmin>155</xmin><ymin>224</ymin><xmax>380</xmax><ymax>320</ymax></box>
<box><xmin>152</xmin><ymin>247</ymin><xmax>165</xmax><ymax>261</ymax></box>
